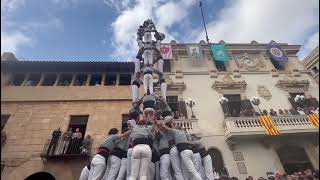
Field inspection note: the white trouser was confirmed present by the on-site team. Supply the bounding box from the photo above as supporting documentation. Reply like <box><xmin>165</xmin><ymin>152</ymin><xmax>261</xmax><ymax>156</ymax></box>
<box><xmin>193</xmin><ymin>153</ymin><xmax>206</xmax><ymax>180</ymax></box>
<box><xmin>148</xmin><ymin>161</ymin><xmax>160</xmax><ymax>180</ymax></box>
<box><xmin>127</xmin><ymin>148</ymin><xmax>133</xmax><ymax>179</ymax></box>
<box><xmin>180</xmin><ymin>160</ymin><xmax>189</xmax><ymax>180</ymax></box>
<box><xmin>202</xmin><ymin>155</ymin><xmax>215</xmax><ymax>180</ymax></box>
<box><xmin>143</xmin><ymin>74</ymin><xmax>153</xmax><ymax>94</ymax></box>
<box><xmin>79</xmin><ymin>166</ymin><xmax>90</xmax><ymax>180</ymax></box>
<box><xmin>156</xmin><ymin>40</ymin><xmax>161</xmax><ymax>51</ymax></box>
<box><xmin>103</xmin><ymin>155</ymin><xmax>121</xmax><ymax>180</ymax></box>
<box><xmin>180</xmin><ymin>150</ymin><xmax>202</xmax><ymax>180</ymax></box>
<box><xmin>160</xmin><ymin>82</ymin><xmax>167</xmax><ymax>101</ymax></box>
<box><xmin>116</xmin><ymin>158</ymin><xmax>127</xmax><ymax>180</ymax></box>
<box><xmin>129</xmin><ymin>144</ymin><xmax>152</xmax><ymax>180</ymax></box>
<box><xmin>135</xmin><ymin>58</ymin><xmax>140</xmax><ymax>73</ymax></box>
<box><xmin>157</xmin><ymin>59</ymin><xmax>164</xmax><ymax>73</ymax></box>
<box><xmin>144</xmin><ymin>32</ymin><xmax>152</xmax><ymax>43</ymax></box>
<box><xmin>160</xmin><ymin>154</ymin><xmax>172</xmax><ymax>180</ymax></box>
<box><xmin>148</xmin><ymin>162</ymin><xmax>155</xmax><ymax>180</ymax></box>
<box><xmin>88</xmin><ymin>154</ymin><xmax>106</xmax><ymax>180</ymax></box>
<box><xmin>143</xmin><ymin>50</ymin><xmax>153</xmax><ymax>66</ymax></box>
<box><xmin>169</xmin><ymin>147</ymin><xmax>184</xmax><ymax>180</ymax></box>
<box><xmin>132</xmin><ymin>84</ymin><xmax>139</xmax><ymax>102</ymax></box>
<box><xmin>155</xmin><ymin>161</ymin><xmax>160</xmax><ymax>180</ymax></box>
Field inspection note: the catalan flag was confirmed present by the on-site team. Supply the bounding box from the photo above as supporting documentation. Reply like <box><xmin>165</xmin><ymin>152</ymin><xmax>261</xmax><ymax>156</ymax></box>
<box><xmin>258</xmin><ymin>115</ymin><xmax>280</xmax><ymax>135</ymax></box>
<box><xmin>307</xmin><ymin>114</ymin><xmax>319</xmax><ymax>128</ymax></box>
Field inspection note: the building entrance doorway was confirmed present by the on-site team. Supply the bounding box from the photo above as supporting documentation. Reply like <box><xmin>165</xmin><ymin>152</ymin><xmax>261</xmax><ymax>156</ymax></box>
<box><xmin>276</xmin><ymin>145</ymin><xmax>314</xmax><ymax>174</ymax></box>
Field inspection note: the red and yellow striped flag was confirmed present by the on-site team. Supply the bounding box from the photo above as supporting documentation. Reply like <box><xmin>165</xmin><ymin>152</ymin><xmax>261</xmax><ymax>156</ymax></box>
<box><xmin>307</xmin><ymin>114</ymin><xmax>319</xmax><ymax>128</ymax></box>
<box><xmin>258</xmin><ymin>115</ymin><xmax>280</xmax><ymax>135</ymax></box>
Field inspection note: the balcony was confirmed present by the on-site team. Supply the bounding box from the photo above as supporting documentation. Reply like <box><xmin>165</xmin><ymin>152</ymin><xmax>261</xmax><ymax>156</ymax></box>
<box><xmin>172</xmin><ymin>118</ymin><xmax>199</xmax><ymax>133</ymax></box>
<box><xmin>40</xmin><ymin>137</ymin><xmax>91</xmax><ymax>161</ymax></box>
<box><xmin>224</xmin><ymin>115</ymin><xmax>319</xmax><ymax>139</ymax></box>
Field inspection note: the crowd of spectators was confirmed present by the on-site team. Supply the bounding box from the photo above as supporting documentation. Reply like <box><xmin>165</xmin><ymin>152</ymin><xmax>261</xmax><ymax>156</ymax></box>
<box><xmin>213</xmin><ymin>169</ymin><xmax>319</xmax><ymax>180</ymax></box>
<box><xmin>237</xmin><ymin>107</ymin><xmax>319</xmax><ymax>118</ymax></box>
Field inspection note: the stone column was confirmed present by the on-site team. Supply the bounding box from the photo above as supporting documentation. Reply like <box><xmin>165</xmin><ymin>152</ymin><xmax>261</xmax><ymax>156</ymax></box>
<box><xmin>260</xmin><ymin>52</ymin><xmax>279</xmax><ymax>77</ymax></box>
<box><xmin>204</xmin><ymin>50</ymin><xmax>218</xmax><ymax>78</ymax></box>
<box><xmin>116</xmin><ymin>74</ymin><xmax>120</xmax><ymax>85</ymax></box>
<box><xmin>101</xmin><ymin>73</ymin><xmax>106</xmax><ymax>86</ymax></box>
<box><xmin>54</xmin><ymin>73</ymin><xmax>61</xmax><ymax>86</ymax></box>
<box><xmin>70</xmin><ymin>73</ymin><xmax>76</xmax><ymax>86</ymax></box>
<box><xmin>21</xmin><ymin>73</ymin><xmax>30</xmax><ymax>86</ymax></box>
<box><xmin>305</xmin><ymin>143</ymin><xmax>319</xmax><ymax>170</ymax></box>
<box><xmin>37</xmin><ymin>73</ymin><xmax>45</xmax><ymax>86</ymax></box>
<box><xmin>86</xmin><ymin>74</ymin><xmax>92</xmax><ymax>86</ymax></box>
<box><xmin>228</xmin><ymin>53</ymin><xmax>241</xmax><ymax>78</ymax></box>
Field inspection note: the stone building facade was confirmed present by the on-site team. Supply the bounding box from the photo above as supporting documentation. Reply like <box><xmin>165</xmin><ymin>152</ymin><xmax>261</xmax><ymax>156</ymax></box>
<box><xmin>302</xmin><ymin>46</ymin><xmax>319</xmax><ymax>84</ymax></box>
<box><xmin>1</xmin><ymin>40</ymin><xmax>319</xmax><ymax>180</ymax></box>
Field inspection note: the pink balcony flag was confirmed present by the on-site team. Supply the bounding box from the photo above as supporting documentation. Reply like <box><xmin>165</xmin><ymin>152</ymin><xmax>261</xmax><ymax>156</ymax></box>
<box><xmin>160</xmin><ymin>45</ymin><xmax>173</xmax><ymax>60</ymax></box>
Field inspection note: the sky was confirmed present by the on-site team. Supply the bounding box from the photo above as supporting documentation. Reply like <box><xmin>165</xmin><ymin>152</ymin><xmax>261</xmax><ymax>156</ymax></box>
<box><xmin>1</xmin><ymin>0</ymin><xmax>319</xmax><ymax>61</ymax></box>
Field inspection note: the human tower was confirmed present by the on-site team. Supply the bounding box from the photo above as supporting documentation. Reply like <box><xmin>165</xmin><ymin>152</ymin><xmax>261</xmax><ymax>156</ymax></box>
<box><xmin>79</xmin><ymin>19</ymin><xmax>216</xmax><ymax>180</ymax></box>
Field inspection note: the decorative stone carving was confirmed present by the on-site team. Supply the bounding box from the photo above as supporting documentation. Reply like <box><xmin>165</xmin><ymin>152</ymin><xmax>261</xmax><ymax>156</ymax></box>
<box><xmin>250</xmin><ymin>40</ymin><xmax>258</xmax><ymax>45</ymax></box>
<box><xmin>271</xmin><ymin>69</ymin><xmax>279</xmax><ymax>77</ymax></box>
<box><xmin>212</xmin><ymin>74</ymin><xmax>247</xmax><ymax>93</ymax></box>
<box><xmin>234</xmin><ymin>53</ymin><xmax>265</xmax><ymax>71</ymax></box>
<box><xmin>219</xmin><ymin>40</ymin><xmax>226</xmax><ymax>44</ymax></box>
<box><xmin>154</xmin><ymin>75</ymin><xmax>186</xmax><ymax>92</ymax></box>
<box><xmin>237</xmin><ymin>162</ymin><xmax>248</xmax><ymax>174</ymax></box>
<box><xmin>276</xmin><ymin>74</ymin><xmax>310</xmax><ymax>91</ymax></box>
<box><xmin>199</xmin><ymin>40</ymin><xmax>207</xmax><ymax>45</ymax></box>
<box><xmin>170</xmin><ymin>40</ymin><xmax>177</xmax><ymax>45</ymax></box>
<box><xmin>226</xmin><ymin>139</ymin><xmax>237</xmax><ymax>150</ymax></box>
<box><xmin>257</xmin><ymin>85</ymin><xmax>272</xmax><ymax>100</ymax></box>
<box><xmin>233</xmin><ymin>152</ymin><xmax>244</xmax><ymax>161</ymax></box>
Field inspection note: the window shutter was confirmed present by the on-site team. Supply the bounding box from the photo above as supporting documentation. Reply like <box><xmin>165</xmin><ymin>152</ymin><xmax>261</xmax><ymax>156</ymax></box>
<box><xmin>178</xmin><ymin>101</ymin><xmax>188</xmax><ymax>119</ymax></box>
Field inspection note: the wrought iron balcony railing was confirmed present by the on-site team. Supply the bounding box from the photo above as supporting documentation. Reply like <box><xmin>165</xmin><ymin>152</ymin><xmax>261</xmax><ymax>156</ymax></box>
<box><xmin>40</xmin><ymin>137</ymin><xmax>92</xmax><ymax>160</ymax></box>
<box><xmin>224</xmin><ymin>115</ymin><xmax>319</xmax><ymax>139</ymax></box>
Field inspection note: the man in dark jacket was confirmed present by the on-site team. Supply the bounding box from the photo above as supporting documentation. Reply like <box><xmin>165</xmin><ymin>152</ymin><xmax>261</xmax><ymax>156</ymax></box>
<box><xmin>46</xmin><ymin>128</ymin><xmax>61</xmax><ymax>155</ymax></box>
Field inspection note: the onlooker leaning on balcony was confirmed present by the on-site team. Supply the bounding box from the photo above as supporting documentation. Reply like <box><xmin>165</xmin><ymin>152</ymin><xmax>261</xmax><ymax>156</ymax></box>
<box><xmin>278</xmin><ymin>109</ymin><xmax>284</xmax><ymax>116</ymax></box>
<box><xmin>297</xmin><ymin>107</ymin><xmax>306</xmax><ymax>115</ymax></box>
<box><xmin>269</xmin><ymin>109</ymin><xmax>277</xmax><ymax>116</ymax></box>
<box><xmin>62</xmin><ymin>128</ymin><xmax>72</xmax><ymax>154</ymax></box>
<box><xmin>70</xmin><ymin>128</ymin><xmax>82</xmax><ymax>154</ymax></box>
<box><xmin>46</xmin><ymin>127</ymin><xmax>61</xmax><ymax>155</ymax></box>
<box><xmin>284</xmin><ymin>109</ymin><xmax>290</xmax><ymax>116</ymax></box>
<box><xmin>80</xmin><ymin>135</ymin><xmax>92</xmax><ymax>154</ymax></box>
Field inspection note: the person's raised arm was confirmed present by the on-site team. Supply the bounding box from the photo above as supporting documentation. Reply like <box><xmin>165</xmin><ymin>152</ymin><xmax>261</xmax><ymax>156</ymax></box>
<box><xmin>119</xmin><ymin>129</ymin><xmax>132</xmax><ymax>138</ymax></box>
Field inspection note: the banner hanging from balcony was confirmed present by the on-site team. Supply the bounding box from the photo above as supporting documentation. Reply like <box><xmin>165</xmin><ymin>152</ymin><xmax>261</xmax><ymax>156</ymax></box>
<box><xmin>258</xmin><ymin>115</ymin><xmax>280</xmax><ymax>135</ymax></box>
<box><xmin>210</xmin><ymin>43</ymin><xmax>230</xmax><ymax>62</ymax></box>
<box><xmin>187</xmin><ymin>45</ymin><xmax>202</xmax><ymax>61</ymax></box>
<box><xmin>160</xmin><ymin>44</ymin><xmax>173</xmax><ymax>59</ymax></box>
<box><xmin>307</xmin><ymin>114</ymin><xmax>319</xmax><ymax>128</ymax></box>
<box><xmin>266</xmin><ymin>43</ymin><xmax>288</xmax><ymax>62</ymax></box>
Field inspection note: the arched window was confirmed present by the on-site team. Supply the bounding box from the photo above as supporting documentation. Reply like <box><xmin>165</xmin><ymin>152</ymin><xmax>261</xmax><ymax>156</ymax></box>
<box><xmin>207</xmin><ymin>148</ymin><xmax>228</xmax><ymax>176</ymax></box>
<box><xmin>25</xmin><ymin>172</ymin><xmax>55</xmax><ymax>180</ymax></box>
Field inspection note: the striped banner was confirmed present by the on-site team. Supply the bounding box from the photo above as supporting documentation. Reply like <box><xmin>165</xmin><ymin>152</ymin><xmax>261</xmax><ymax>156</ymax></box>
<box><xmin>307</xmin><ymin>114</ymin><xmax>319</xmax><ymax>128</ymax></box>
<box><xmin>258</xmin><ymin>115</ymin><xmax>280</xmax><ymax>135</ymax></box>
